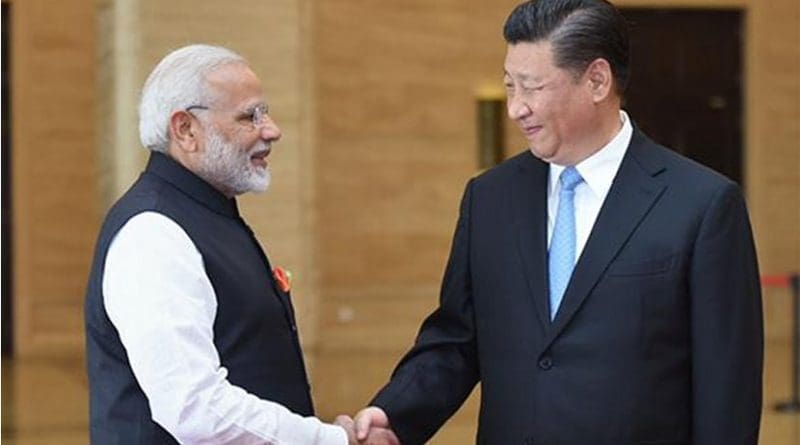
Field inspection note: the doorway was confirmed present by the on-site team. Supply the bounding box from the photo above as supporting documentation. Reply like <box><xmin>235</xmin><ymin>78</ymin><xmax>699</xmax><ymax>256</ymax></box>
<box><xmin>620</xmin><ymin>8</ymin><xmax>743</xmax><ymax>185</ymax></box>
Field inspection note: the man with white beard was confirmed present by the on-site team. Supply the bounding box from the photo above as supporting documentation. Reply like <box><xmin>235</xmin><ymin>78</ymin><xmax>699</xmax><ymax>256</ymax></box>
<box><xmin>84</xmin><ymin>44</ymin><xmax>398</xmax><ymax>445</ymax></box>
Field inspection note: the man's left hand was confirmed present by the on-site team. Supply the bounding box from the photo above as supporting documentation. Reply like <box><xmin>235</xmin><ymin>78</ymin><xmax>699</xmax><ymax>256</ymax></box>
<box><xmin>335</xmin><ymin>414</ymin><xmax>400</xmax><ymax>445</ymax></box>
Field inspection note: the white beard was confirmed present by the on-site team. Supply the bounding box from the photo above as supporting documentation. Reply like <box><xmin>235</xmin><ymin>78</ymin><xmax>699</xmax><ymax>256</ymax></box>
<box><xmin>196</xmin><ymin>128</ymin><xmax>271</xmax><ymax>196</ymax></box>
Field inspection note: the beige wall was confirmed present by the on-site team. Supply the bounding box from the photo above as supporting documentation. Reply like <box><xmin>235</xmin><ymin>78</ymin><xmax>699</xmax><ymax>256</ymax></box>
<box><xmin>7</xmin><ymin>0</ymin><xmax>798</xmax><ymax>442</ymax></box>
<box><xmin>311</xmin><ymin>1</ymin><xmax>518</xmax><ymax>440</ymax></box>
<box><xmin>11</xmin><ymin>0</ymin><xmax>98</xmax><ymax>358</ymax></box>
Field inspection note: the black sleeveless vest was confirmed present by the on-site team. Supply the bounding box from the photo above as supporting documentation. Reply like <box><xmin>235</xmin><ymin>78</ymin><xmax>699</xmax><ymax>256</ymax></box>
<box><xmin>85</xmin><ymin>152</ymin><xmax>313</xmax><ymax>444</ymax></box>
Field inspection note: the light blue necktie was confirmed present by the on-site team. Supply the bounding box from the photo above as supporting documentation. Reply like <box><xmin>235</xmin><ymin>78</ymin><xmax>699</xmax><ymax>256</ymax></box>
<box><xmin>548</xmin><ymin>166</ymin><xmax>584</xmax><ymax>320</ymax></box>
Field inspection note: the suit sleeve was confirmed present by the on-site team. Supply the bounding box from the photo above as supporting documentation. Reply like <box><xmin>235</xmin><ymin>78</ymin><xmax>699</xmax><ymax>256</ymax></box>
<box><xmin>689</xmin><ymin>182</ymin><xmax>763</xmax><ymax>444</ymax></box>
<box><xmin>371</xmin><ymin>179</ymin><xmax>480</xmax><ymax>445</ymax></box>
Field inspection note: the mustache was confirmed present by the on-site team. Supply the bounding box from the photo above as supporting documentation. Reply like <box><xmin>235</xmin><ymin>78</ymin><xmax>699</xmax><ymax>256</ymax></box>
<box><xmin>248</xmin><ymin>142</ymin><xmax>271</xmax><ymax>157</ymax></box>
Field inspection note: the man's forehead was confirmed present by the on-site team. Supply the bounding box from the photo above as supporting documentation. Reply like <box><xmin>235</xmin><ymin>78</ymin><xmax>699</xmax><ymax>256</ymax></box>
<box><xmin>503</xmin><ymin>64</ymin><xmax>544</xmax><ymax>83</ymax></box>
<box><xmin>205</xmin><ymin>63</ymin><xmax>265</xmax><ymax>107</ymax></box>
<box><xmin>504</xmin><ymin>41</ymin><xmax>555</xmax><ymax>78</ymax></box>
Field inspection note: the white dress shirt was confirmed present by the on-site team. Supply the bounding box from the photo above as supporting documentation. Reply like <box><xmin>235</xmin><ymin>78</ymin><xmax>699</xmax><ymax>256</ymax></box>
<box><xmin>103</xmin><ymin>211</ymin><xmax>347</xmax><ymax>445</ymax></box>
<box><xmin>547</xmin><ymin>110</ymin><xmax>633</xmax><ymax>262</ymax></box>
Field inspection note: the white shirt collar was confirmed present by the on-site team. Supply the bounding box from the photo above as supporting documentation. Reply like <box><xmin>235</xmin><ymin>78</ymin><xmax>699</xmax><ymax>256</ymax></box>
<box><xmin>549</xmin><ymin>110</ymin><xmax>633</xmax><ymax>198</ymax></box>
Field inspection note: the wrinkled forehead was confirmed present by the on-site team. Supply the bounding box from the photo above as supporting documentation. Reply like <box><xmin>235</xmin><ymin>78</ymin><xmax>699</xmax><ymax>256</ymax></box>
<box><xmin>503</xmin><ymin>41</ymin><xmax>558</xmax><ymax>79</ymax></box>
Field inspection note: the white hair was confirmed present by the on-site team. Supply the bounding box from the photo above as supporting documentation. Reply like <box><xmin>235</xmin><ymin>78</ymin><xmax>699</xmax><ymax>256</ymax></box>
<box><xmin>138</xmin><ymin>44</ymin><xmax>246</xmax><ymax>153</ymax></box>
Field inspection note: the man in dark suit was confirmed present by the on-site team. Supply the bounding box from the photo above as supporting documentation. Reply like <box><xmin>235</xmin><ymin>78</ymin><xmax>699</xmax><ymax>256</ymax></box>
<box><xmin>350</xmin><ymin>1</ymin><xmax>763</xmax><ymax>444</ymax></box>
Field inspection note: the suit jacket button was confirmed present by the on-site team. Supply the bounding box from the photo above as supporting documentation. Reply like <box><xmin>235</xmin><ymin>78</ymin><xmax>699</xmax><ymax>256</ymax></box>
<box><xmin>538</xmin><ymin>356</ymin><xmax>553</xmax><ymax>370</ymax></box>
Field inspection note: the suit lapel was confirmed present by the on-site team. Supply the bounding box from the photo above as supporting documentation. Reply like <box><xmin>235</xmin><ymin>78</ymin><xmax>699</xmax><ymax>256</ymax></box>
<box><xmin>544</xmin><ymin>130</ymin><xmax>667</xmax><ymax>347</ymax></box>
<box><xmin>510</xmin><ymin>153</ymin><xmax>551</xmax><ymax>334</ymax></box>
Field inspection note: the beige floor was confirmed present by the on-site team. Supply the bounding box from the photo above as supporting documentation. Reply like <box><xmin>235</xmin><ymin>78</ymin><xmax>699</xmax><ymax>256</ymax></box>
<box><xmin>1</xmin><ymin>338</ymin><xmax>798</xmax><ymax>445</ymax></box>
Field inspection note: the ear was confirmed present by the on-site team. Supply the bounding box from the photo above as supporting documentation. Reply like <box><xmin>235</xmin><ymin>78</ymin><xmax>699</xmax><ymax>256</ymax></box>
<box><xmin>584</xmin><ymin>58</ymin><xmax>614</xmax><ymax>103</ymax></box>
<box><xmin>168</xmin><ymin>110</ymin><xmax>201</xmax><ymax>154</ymax></box>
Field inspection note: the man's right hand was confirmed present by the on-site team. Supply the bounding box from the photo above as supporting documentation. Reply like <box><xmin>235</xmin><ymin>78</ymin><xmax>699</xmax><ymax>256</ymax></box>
<box><xmin>336</xmin><ymin>410</ymin><xmax>399</xmax><ymax>445</ymax></box>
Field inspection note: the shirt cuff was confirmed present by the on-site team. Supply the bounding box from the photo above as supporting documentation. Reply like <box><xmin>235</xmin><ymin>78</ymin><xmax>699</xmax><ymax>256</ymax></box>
<box><xmin>321</xmin><ymin>423</ymin><xmax>349</xmax><ymax>445</ymax></box>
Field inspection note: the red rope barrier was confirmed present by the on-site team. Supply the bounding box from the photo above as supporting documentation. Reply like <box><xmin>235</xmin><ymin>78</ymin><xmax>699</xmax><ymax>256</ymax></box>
<box><xmin>770</xmin><ymin>273</ymin><xmax>800</xmax><ymax>413</ymax></box>
<box><xmin>762</xmin><ymin>274</ymin><xmax>792</xmax><ymax>287</ymax></box>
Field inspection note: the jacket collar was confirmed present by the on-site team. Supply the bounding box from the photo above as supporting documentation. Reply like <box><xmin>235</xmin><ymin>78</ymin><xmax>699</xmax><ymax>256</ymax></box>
<box><xmin>145</xmin><ymin>151</ymin><xmax>240</xmax><ymax>218</ymax></box>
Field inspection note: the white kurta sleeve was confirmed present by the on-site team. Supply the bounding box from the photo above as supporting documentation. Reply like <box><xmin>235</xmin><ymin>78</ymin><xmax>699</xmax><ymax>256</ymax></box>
<box><xmin>103</xmin><ymin>211</ymin><xmax>346</xmax><ymax>445</ymax></box>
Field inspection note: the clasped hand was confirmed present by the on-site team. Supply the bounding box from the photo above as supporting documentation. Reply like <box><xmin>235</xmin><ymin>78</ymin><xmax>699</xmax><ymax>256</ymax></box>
<box><xmin>334</xmin><ymin>406</ymin><xmax>399</xmax><ymax>445</ymax></box>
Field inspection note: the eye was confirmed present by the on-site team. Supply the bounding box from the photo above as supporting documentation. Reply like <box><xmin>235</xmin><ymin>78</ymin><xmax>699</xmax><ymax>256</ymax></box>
<box><xmin>240</xmin><ymin>105</ymin><xmax>269</xmax><ymax>127</ymax></box>
<box><xmin>519</xmin><ymin>85</ymin><xmax>543</xmax><ymax>95</ymax></box>
<box><xmin>238</xmin><ymin>111</ymin><xmax>255</xmax><ymax>123</ymax></box>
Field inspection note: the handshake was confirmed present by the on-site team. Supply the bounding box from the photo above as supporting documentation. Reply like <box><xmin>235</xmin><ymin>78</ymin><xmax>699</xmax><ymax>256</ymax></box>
<box><xmin>334</xmin><ymin>406</ymin><xmax>400</xmax><ymax>445</ymax></box>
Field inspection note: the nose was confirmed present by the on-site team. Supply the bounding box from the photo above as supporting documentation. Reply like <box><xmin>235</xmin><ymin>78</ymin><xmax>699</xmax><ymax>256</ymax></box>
<box><xmin>260</xmin><ymin>116</ymin><xmax>282</xmax><ymax>142</ymax></box>
<box><xmin>507</xmin><ymin>95</ymin><xmax>532</xmax><ymax>121</ymax></box>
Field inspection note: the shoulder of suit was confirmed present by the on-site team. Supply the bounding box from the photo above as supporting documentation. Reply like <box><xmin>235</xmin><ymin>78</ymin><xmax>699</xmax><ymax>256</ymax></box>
<box><xmin>633</xmin><ymin>137</ymin><xmax>739</xmax><ymax>196</ymax></box>
<box><xmin>100</xmin><ymin>173</ymin><xmax>185</xmax><ymax>243</ymax></box>
<box><xmin>472</xmin><ymin>150</ymin><xmax>539</xmax><ymax>184</ymax></box>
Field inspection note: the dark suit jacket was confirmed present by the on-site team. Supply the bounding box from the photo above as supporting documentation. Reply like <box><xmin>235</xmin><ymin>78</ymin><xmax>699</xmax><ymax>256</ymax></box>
<box><xmin>372</xmin><ymin>128</ymin><xmax>763</xmax><ymax>445</ymax></box>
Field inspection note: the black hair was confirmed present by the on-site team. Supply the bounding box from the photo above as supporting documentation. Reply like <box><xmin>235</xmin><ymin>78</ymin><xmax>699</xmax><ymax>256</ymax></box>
<box><xmin>504</xmin><ymin>0</ymin><xmax>630</xmax><ymax>94</ymax></box>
